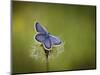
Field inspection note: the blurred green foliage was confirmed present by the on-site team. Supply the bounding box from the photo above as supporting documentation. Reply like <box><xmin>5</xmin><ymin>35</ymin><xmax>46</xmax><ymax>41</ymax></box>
<box><xmin>12</xmin><ymin>1</ymin><xmax>96</xmax><ymax>73</ymax></box>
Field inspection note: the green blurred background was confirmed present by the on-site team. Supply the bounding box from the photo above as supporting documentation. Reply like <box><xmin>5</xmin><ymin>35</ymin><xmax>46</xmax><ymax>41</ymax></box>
<box><xmin>12</xmin><ymin>1</ymin><xmax>96</xmax><ymax>73</ymax></box>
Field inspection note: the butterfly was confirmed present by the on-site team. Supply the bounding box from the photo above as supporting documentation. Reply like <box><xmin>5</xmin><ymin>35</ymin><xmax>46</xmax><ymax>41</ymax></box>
<box><xmin>34</xmin><ymin>22</ymin><xmax>61</xmax><ymax>50</ymax></box>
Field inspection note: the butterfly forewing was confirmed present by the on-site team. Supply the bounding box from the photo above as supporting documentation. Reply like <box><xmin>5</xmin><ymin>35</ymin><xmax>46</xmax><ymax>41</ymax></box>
<box><xmin>35</xmin><ymin>33</ymin><xmax>46</xmax><ymax>42</ymax></box>
<box><xmin>35</xmin><ymin>22</ymin><xmax>47</xmax><ymax>33</ymax></box>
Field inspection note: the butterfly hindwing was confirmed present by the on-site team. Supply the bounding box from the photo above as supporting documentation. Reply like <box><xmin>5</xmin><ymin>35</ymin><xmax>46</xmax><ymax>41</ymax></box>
<box><xmin>49</xmin><ymin>35</ymin><xmax>61</xmax><ymax>45</ymax></box>
<box><xmin>35</xmin><ymin>33</ymin><xmax>46</xmax><ymax>42</ymax></box>
<box><xmin>43</xmin><ymin>38</ymin><xmax>52</xmax><ymax>50</ymax></box>
<box><xmin>35</xmin><ymin>22</ymin><xmax>47</xmax><ymax>33</ymax></box>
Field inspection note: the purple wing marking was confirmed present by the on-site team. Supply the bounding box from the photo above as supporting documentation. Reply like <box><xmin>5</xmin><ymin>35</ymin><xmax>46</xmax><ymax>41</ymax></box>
<box><xmin>43</xmin><ymin>38</ymin><xmax>51</xmax><ymax>49</ymax></box>
<box><xmin>49</xmin><ymin>35</ymin><xmax>61</xmax><ymax>45</ymax></box>
<box><xmin>35</xmin><ymin>22</ymin><xmax>47</xmax><ymax>33</ymax></box>
<box><xmin>35</xmin><ymin>34</ymin><xmax>46</xmax><ymax>42</ymax></box>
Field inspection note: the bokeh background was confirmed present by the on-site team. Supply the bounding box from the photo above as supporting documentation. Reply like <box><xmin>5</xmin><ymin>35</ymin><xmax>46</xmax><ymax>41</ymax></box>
<box><xmin>12</xmin><ymin>1</ymin><xmax>96</xmax><ymax>74</ymax></box>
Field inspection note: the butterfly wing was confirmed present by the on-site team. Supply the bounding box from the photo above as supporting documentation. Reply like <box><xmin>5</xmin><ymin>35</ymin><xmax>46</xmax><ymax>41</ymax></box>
<box><xmin>35</xmin><ymin>33</ymin><xmax>46</xmax><ymax>42</ymax></box>
<box><xmin>43</xmin><ymin>38</ymin><xmax>52</xmax><ymax>50</ymax></box>
<box><xmin>35</xmin><ymin>34</ymin><xmax>52</xmax><ymax>49</ymax></box>
<box><xmin>49</xmin><ymin>35</ymin><xmax>61</xmax><ymax>45</ymax></box>
<box><xmin>35</xmin><ymin>22</ymin><xmax>61</xmax><ymax>49</ymax></box>
<box><xmin>35</xmin><ymin>22</ymin><xmax>47</xmax><ymax>33</ymax></box>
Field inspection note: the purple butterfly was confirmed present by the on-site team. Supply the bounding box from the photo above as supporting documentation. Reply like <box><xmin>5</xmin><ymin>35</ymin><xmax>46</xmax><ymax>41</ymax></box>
<box><xmin>34</xmin><ymin>22</ymin><xmax>61</xmax><ymax>50</ymax></box>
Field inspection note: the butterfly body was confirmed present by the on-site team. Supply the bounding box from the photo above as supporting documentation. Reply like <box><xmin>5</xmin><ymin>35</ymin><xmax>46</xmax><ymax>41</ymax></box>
<box><xmin>34</xmin><ymin>22</ymin><xmax>61</xmax><ymax>50</ymax></box>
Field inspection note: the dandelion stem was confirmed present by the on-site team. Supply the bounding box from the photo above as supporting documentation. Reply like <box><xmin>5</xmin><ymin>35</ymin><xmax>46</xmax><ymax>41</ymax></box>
<box><xmin>41</xmin><ymin>44</ymin><xmax>49</xmax><ymax>71</ymax></box>
<box><xmin>44</xmin><ymin>50</ymin><xmax>49</xmax><ymax>71</ymax></box>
